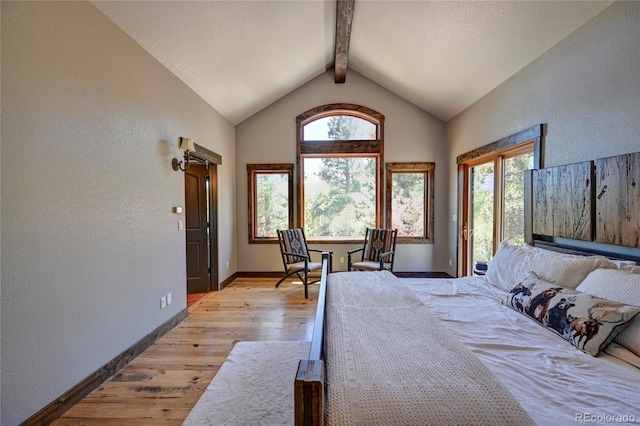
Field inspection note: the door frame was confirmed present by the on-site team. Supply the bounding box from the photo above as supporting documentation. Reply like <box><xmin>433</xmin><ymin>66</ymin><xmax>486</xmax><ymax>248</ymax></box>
<box><xmin>456</xmin><ymin>125</ymin><xmax>544</xmax><ymax>277</ymax></box>
<box><xmin>187</xmin><ymin>143</ymin><xmax>222</xmax><ymax>291</ymax></box>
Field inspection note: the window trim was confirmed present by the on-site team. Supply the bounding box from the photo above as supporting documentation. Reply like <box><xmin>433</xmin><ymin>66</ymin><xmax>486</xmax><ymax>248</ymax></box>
<box><xmin>247</xmin><ymin>163</ymin><xmax>294</xmax><ymax>244</ymax></box>
<box><xmin>385</xmin><ymin>162</ymin><xmax>435</xmax><ymax>244</ymax></box>
<box><xmin>456</xmin><ymin>124</ymin><xmax>544</xmax><ymax>276</ymax></box>
<box><xmin>296</xmin><ymin>104</ymin><xmax>385</xmax><ymax>243</ymax></box>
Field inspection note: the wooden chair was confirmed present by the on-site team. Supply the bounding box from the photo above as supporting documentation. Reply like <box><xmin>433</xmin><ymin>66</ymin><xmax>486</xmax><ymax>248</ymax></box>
<box><xmin>276</xmin><ymin>228</ymin><xmax>331</xmax><ymax>299</ymax></box>
<box><xmin>348</xmin><ymin>228</ymin><xmax>398</xmax><ymax>272</ymax></box>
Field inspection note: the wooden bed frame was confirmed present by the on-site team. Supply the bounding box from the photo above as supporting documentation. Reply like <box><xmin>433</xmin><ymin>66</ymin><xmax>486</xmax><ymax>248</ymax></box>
<box><xmin>294</xmin><ymin>150</ymin><xmax>640</xmax><ymax>426</ymax></box>
<box><xmin>294</xmin><ymin>251</ymin><xmax>329</xmax><ymax>426</ymax></box>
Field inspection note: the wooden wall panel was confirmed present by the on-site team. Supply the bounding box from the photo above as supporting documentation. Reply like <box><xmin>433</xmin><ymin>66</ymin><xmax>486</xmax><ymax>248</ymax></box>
<box><xmin>532</xmin><ymin>168</ymin><xmax>554</xmax><ymax>236</ymax></box>
<box><xmin>532</xmin><ymin>161</ymin><xmax>593</xmax><ymax>241</ymax></box>
<box><xmin>553</xmin><ymin>162</ymin><xmax>593</xmax><ymax>240</ymax></box>
<box><xmin>596</xmin><ymin>152</ymin><xmax>640</xmax><ymax>248</ymax></box>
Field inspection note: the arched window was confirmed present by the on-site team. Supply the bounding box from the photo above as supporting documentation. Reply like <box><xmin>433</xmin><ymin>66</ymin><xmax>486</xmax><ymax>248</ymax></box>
<box><xmin>297</xmin><ymin>104</ymin><xmax>384</xmax><ymax>241</ymax></box>
<box><xmin>302</xmin><ymin>115</ymin><xmax>378</xmax><ymax>141</ymax></box>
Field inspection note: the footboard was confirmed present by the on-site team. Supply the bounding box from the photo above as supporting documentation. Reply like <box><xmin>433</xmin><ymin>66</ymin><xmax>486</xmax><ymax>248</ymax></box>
<box><xmin>294</xmin><ymin>251</ymin><xmax>330</xmax><ymax>426</ymax></box>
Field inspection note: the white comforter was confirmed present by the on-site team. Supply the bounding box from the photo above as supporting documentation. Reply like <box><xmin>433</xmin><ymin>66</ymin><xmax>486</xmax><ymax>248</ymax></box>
<box><xmin>403</xmin><ymin>276</ymin><xmax>640</xmax><ymax>426</ymax></box>
<box><xmin>324</xmin><ymin>272</ymin><xmax>535</xmax><ymax>426</ymax></box>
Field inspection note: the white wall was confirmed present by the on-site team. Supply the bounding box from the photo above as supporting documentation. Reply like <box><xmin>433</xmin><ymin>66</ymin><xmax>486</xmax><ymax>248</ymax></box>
<box><xmin>445</xmin><ymin>1</ymin><xmax>640</xmax><ymax>276</ymax></box>
<box><xmin>236</xmin><ymin>70</ymin><xmax>446</xmax><ymax>272</ymax></box>
<box><xmin>0</xmin><ymin>2</ymin><xmax>236</xmax><ymax>424</ymax></box>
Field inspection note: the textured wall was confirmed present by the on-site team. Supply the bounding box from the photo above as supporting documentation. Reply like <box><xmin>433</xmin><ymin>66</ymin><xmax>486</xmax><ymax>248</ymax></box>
<box><xmin>0</xmin><ymin>2</ymin><xmax>235</xmax><ymax>424</ymax></box>
<box><xmin>445</xmin><ymin>1</ymin><xmax>640</xmax><ymax>276</ymax></box>
<box><xmin>236</xmin><ymin>70</ymin><xmax>447</xmax><ymax>272</ymax></box>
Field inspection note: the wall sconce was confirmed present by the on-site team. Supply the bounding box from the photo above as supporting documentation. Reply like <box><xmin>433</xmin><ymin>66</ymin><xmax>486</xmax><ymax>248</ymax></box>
<box><xmin>172</xmin><ymin>137</ymin><xmax>196</xmax><ymax>171</ymax></box>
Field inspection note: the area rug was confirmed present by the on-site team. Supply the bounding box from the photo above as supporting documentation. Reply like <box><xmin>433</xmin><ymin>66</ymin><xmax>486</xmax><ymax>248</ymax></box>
<box><xmin>183</xmin><ymin>341</ymin><xmax>310</xmax><ymax>426</ymax></box>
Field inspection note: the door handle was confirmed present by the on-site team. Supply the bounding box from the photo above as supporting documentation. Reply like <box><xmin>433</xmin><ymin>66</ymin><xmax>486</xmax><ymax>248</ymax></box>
<box><xmin>462</xmin><ymin>224</ymin><xmax>474</xmax><ymax>240</ymax></box>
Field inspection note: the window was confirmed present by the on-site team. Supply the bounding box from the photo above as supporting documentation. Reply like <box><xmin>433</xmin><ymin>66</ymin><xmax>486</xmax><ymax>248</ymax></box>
<box><xmin>457</xmin><ymin>124</ymin><xmax>543</xmax><ymax>276</ymax></box>
<box><xmin>247</xmin><ymin>164</ymin><xmax>293</xmax><ymax>243</ymax></box>
<box><xmin>297</xmin><ymin>104</ymin><xmax>385</xmax><ymax>241</ymax></box>
<box><xmin>303</xmin><ymin>156</ymin><xmax>377</xmax><ymax>238</ymax></box>
<box><xmin>464</xmin><ymin>148</ymin><xmax>533</xmax><ymax>267</ymax></box>
<box><xmin>302</xmin><ymin>115</ymin><xmax>377</xmax><ymax>141</ymax></box>
<box><xmin>386</xmin><ymin>162</ymin><xmax>435</xmax><ymax>243</ymax></box>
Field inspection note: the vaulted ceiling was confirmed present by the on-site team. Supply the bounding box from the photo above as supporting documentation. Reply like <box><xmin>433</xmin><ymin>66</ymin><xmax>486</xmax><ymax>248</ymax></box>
<box><xmin>93</xmin><ymin>1</ymin><xmax>612</xmax><ymax>125</ymax></box>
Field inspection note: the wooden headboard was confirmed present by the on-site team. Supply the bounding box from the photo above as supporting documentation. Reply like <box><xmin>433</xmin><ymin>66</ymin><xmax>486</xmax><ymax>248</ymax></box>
<box><xmin>524</xmin><ymin>151</ymin><xmax>640</xmax><ymax>261</ymax></box>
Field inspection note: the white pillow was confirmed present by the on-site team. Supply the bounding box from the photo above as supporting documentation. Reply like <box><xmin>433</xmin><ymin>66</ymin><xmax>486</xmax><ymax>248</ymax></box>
<box><xmin>576</xmin><ymin>268</ymin><xmax>640</xmax><ymax>357</ymax></box>
<box><xmin>484</xmin><ymin>242</ymin><xmax>528</xmax><ymax>291</ymax></box>
<box><xmin>522</xmin><ymin>242</ymin><xmax>616</xmax><ymax>265</ymax></box>
<box><xmin>485</xmin><ymin>241</ymin><xmax>606</xmax><ymax>291</ymax></box>
<box><xmin>576</xmin><ymin>268</ymin><xmax>640</xmax><ymax>307</ymax></box>
<box><xmin>614</xmin><ymin>318</ymin><xmax>640</xmax><ymax>358</ymax></box>
<box><xmin>523</xmin><ymin>243</ymin><xmax>639</xmax><ymax>272</ymax></box>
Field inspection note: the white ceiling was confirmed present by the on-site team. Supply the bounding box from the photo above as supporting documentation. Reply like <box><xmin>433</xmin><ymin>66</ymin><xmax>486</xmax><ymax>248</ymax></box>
<box><xmin>93</xmin><ymin>0</ymin><xmax>612</xmax><ymax>125</ymax></box>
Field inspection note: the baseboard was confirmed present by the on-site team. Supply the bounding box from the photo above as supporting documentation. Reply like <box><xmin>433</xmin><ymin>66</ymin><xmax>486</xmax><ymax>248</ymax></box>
<box><xmin>235</xmin><ymin>271</ymin><xmax>283</xmax><ymax>278</ymax></box>
<box><xmin>21</xmin><ymin>308</ymin><xmax>188</xmax><ymax>426</ymax></box>
<box><xmin>219</xmin><ymin>272</ymin><xmax>238</xmax><ymax>290</ymax></box>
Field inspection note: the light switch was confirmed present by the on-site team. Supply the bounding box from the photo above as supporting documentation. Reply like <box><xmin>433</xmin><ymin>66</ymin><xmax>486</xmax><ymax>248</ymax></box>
<box><xmin>178</xmin><ymin>220</ymin><xmax>184</xmax><ymax>231</ymax></box>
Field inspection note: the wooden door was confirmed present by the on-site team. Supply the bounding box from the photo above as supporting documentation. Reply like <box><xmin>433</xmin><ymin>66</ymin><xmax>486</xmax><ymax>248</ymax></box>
<box><xmin>185</xmin><ymin>164</ymin><xmax>209</xmax><ymax>293</ymax></box>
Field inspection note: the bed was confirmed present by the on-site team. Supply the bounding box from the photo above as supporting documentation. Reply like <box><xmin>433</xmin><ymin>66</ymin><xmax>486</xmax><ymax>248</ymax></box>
<box><xmin>294</xmin><ymin>151</ymin><xmax>640</xmax><ymax>425</ymax></box>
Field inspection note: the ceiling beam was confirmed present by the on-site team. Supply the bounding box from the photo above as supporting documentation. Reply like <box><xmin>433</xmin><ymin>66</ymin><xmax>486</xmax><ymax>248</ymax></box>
<box><xmin>334</xmin><ymin>0</ymin><xmax>355</xmax><ymax>84</ymax></box>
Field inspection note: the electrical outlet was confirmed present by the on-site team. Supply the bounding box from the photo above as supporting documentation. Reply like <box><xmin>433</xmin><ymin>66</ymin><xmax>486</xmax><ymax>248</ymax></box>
<box><xmin>449</xmin><ymin>259</ymin><xmax>453</xmax><ymax>266</ymax></box>
<box><xmin>226</xmin><ymin>260</ymin><xmax>230</xmax><ymax>269</ymax></box>
<box><xmin>339</xmin><ymin>257</ymin><xmax>345</xmax><ymax>264</ymax></box>
<box><xmin>166</xmin><ymin>292</ymin><xmax>172</xmax><ymax>305</ymax></box>
<box><xmin>160</xmin><ymin>296</ymin><xmax>167</xmax><ymax>309</ymax></box>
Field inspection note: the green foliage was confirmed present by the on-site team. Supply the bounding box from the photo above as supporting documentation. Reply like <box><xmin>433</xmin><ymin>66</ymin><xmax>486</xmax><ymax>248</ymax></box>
<box><xmin>471</xmin><ymin>162</ymin><xmax>495</xmax><ymax>265</ymax></box>
<box><xmin>318</xmin><ymin>158</ymin><xmax>361</xmax><ymax>195</ymax></box>
<box><xmin>327</xmin><ymin>116</ymin><xmax>357</xmax><ymax>140</ymax></box>
<box><xmin>305</xmin><ymin>156</ymin><xmax>375</xmax><ymax>237</ymax></box>
<box><xmin>502</xmin><ymin>153</ymin><xmax>533</xmax><ymax>246</ymax></box>
<box><xmin>255</xmin><ymin>174</ymin><xmax>289</xmax><ymax>237</ymax></box>
<box><xmin>470</xmin><ymin>152</ymin><xmax>533</xmax><ymax>266</ymax></box>
<box><xmin>391</xmin><ymin>173</ymin><xmax>425</xmax><ymax>236</ymax></box>
<box><xmin>304</xmin><ymin>115</ymin><xmax>378</xmax><ymax>237</ymax></box>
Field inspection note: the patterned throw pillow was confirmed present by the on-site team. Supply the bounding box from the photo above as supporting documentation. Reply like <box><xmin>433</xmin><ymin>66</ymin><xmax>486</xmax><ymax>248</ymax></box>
<box><xmin>576</xmin><ymin>268</ymin><xmax>640</xmax><ymax>357</ymax></box>
<box><xmin>503</xmin><ymin>272</ymin><xmax>640</xmax><ymax>356</ymax></box>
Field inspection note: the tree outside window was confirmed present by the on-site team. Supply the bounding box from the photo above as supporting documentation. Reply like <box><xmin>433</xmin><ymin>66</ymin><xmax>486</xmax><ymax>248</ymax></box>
<box><xmin>303</xmin><ymin>156</ymin><xmax>376</xmax><ymax>238</ymax></box>
<box><xmin>297</xmin><ymin>104</ymin><xmax>384</xmax><ymax>242</ymax></box>
<box><xmin>457</xmin><ymin>127</ymin><xmax>539</xmax><ymax>277</ymax></box>
<box><xmin>247</xmin><ymin>164</ymin><xmax>293</xmax><ymax>243</ymax></box>
<box><xmin>502</xmin><ymin>152</ymin><xmax>534</xmax><ymax>246</ymax></box>
<box><xmin>386</xmin><ymin>163</ymin><xmax>435</xmax><ymax>243</ymax></box>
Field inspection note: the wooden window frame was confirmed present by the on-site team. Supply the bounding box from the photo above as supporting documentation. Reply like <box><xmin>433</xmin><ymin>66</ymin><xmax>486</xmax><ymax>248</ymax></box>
<box><xmin>247</xmin><ymin>163</ymin><xmax>294</xmax><ymax>244</ymax></box>
<box><xmin>456</xmin><ymin>124</ymin><xmax>544</xmax><ymax>277</ymax></box>
<box><xmin>296</xmin><ymin>104</ymin><xmax>385</xmax><ymax>243</ymax></box>
<box><xmin>385</xmin><ymin>162</ymin><xmax>435</xmax><ymax>244</ymax></box>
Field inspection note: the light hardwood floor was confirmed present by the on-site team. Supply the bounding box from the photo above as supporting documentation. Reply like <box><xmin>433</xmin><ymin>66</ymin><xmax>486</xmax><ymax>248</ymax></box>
<box><xmin>53</xmin><ymin>277</ymin><xmax>318</xmax><ymax>425</ymax></box>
